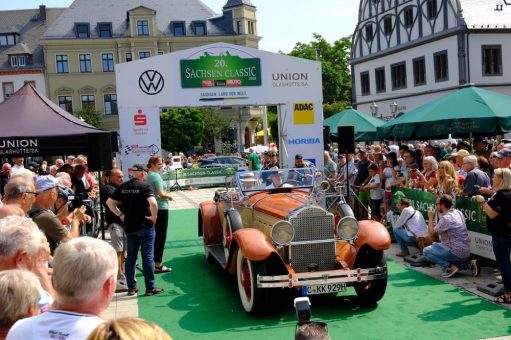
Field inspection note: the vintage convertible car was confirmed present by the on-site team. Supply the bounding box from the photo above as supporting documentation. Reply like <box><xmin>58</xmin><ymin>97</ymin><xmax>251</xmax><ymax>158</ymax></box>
<box><xmin>198</xmin><ymin>167</ymin><xmax>391</xmax><ymax>314</ymax></box>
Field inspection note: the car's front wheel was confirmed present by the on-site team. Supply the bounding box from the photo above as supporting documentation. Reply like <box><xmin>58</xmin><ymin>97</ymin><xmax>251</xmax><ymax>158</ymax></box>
<box><xmin>353</xmin><ymin>248</ymin><xmax>387</xmax><ymax>305</ymax></box>
<box><xmin>236</xmin><ymin>249</ymin><xmax>269</xmax><ymax>314</ymax></box>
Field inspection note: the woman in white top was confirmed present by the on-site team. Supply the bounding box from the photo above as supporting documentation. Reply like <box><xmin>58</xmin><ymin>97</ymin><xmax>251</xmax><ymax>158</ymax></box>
<box><xmin>362</xmin><ymin>163</ymin><xmax>383</xmax><ymax>221</ymax></box>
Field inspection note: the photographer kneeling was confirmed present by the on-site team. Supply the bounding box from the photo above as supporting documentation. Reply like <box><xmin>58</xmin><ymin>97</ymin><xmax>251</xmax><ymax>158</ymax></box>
<box><xmin>393</xmin><ymin>198</ymin><xmax>430</xmax><ymax>257</ymax></box>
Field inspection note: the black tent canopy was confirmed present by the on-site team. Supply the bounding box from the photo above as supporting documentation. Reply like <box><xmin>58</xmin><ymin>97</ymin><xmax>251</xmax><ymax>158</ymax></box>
<box><xmin>0</xmin><ymin>84</ymin><xmax>117</xmax><ymax>169</ymax></box>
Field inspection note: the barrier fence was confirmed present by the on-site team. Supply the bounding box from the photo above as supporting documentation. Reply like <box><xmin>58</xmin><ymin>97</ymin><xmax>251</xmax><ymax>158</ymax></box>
<box><xmin>391</xmin><ymin>187</ymin><xmax>495</xmax><ymax>261</ymax></box>
<box><xmin>162</xmin><ymin>167</ymin><xmax>236</xmax><ymax>189</ymax></box>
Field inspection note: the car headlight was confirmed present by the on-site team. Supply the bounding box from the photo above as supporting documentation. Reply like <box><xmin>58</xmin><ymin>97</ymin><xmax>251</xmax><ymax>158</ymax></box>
<box><xmin>336</xmin><ymin>216</ymin><xmax>359</xmax><ymax>240</ymax></box>
<box><xmin>271</xmin><ymin>221</ymin><xmax>295</xmax><ymax>245</ymax></box>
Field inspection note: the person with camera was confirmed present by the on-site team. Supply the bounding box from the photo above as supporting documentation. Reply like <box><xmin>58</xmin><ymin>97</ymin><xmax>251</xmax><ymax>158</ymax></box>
<box><xmin>423</xmin><ymin>194</ymin><xmax>477</xmax><ymax>278</ymax></box>
<box><xmin>475</xmin><ymin>168</ymin><xmax>511</xmax><ymax>304</ymax></box>
<box><xmin>460</xmin><ymin>155</ymin><xmax>491</xmax><ymax>197</ymax></box>
<box><xmin>28</xmin><ymin>175</ymin><xmax>86</xmax><ymax>253</ymax></box>
<box><xmin>393</xmin><ymin>198</ymin><xmax>430</xmax><ymax>257</ymax></box>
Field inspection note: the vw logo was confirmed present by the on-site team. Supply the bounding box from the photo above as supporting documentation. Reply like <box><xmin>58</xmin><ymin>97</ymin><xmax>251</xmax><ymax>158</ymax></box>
<box><xmin>139</xmin><ymin>70</ymin><xmax>164</xmax><ymax>95</ymax></box>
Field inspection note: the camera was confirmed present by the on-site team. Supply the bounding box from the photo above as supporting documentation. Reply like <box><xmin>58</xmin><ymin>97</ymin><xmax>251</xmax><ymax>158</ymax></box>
<box><xmin>294</xmin><ymin>297</ymin><xmax>311</xmax><ymax>326</ymax></box>
<box><xmin>68</xmin><ymin>193</ymin><xmax>84</xmax><ymax>210</ymax></box>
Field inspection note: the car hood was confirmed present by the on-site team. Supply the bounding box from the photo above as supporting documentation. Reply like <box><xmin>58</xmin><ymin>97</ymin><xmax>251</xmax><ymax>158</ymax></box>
<box><xmin>249</xmin><ymin>191</ymin><xmax>310</xmax><ymax>220</ymax></box>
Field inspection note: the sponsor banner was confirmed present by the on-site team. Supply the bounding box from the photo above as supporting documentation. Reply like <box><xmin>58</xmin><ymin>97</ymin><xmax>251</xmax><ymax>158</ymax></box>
<box><xmin>0</xmin><ymin>134</ymin><xmax>104</xmax><ymax>157</ymax></box>
<box><xmin>180</xmin><ymin>53</ymin><xmax>261</xmax><ymax>89</ymax></box>
<box><xmin>162</xmin><ymin>167</ymin><xmax>236</xmax><ymax>188</ymax></box>
<box><xmin>293</xmin><ymin>102</ymin><xmax>314</xmax><ymax>125</ymax></box>
<box><xmin>119</xmin><ymin>106</ymin><xmax>161</xmax><ymax>177</ymax></box>
<box><xmin>391</xmin><ymin>187</ymin><xmax>494</xmax><ymax>260</ymax></box>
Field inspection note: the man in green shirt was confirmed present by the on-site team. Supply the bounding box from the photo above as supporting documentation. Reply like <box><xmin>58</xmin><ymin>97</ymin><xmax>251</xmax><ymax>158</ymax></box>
<box><xmin>248</xmin><ymin>148</ymin><xmax>261</xmax><ymax>170</ymax></box>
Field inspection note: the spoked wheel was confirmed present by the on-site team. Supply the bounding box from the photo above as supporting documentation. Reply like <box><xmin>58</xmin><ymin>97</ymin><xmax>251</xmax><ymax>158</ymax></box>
<box><xmin>222</xmin><ymin>210</ymin><xmax>242</xmax><ymax>261</ymax></box>
<box><xmin>236</xmin><ymin>249</ymin><xmax>269</xmax><ymax>314</ymax></box>
<box><xmin>353</xmin><ymin>248</ymin><xmax>387</xmax><ymax>305</ymax></box>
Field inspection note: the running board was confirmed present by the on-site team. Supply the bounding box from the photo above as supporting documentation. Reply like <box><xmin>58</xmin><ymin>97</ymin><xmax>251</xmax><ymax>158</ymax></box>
<box><xmin>206</xmin><ymin>245</ymin><xmax>227</xmax><ymax>268</ymax></box>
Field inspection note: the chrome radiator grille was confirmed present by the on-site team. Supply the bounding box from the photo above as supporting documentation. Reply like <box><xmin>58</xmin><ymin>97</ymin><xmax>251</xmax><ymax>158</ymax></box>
<box><xmin>289</xmin><ymin>207</ymin><xmax>336</xmax><ymax>273</ymax></box>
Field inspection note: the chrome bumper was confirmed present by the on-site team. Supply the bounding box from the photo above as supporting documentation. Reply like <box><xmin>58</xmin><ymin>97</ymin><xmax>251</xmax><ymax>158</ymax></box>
<box><xmin>257</xmin><ymin>266</ymin><xmax>387</xmax><ymax>288</ymax></box>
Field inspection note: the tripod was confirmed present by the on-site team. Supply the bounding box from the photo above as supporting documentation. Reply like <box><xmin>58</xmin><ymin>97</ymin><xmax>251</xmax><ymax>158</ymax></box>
<box><xmin>169</xmin><ymin>169</ymin><xmax>183</xmax><ymax>191</ymax></box>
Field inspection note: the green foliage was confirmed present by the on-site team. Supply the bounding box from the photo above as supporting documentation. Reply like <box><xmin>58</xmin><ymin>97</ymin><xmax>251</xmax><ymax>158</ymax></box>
<box><xmin>200</xmin><ymin>108</ymin><xmax>232</xmax><ymax>147</ymax></box>
<box><xmin>267</xmin><ymin>108</ymin><xmax>278</xmax><ymax>143</ymax></box>
<box><xmin>160</xmin><ymin>108</ymin><xmax>204</xmax><ymax>153</ymax></box>
<box><xmin>289</xmin><ymin>34</ymin><xmax>352</xmax><ymax>104</ymax></box>
<box><xmin>323</xmin><ymin>101</ymin><xmax>351</xmax><ymax>119</ymax></box>
<box><xmin>73</xmin><ymin>106</ymin><xmax>102</xmax><ymax>128</ymax></box>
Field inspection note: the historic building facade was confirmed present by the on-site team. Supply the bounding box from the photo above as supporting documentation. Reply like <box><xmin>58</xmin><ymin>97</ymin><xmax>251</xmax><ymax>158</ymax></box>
<box><xmin>0</xmin><ymin>6</ymin><xmax>64</xmax><ymax>103</ymax></box>
<box><xmin>351</xmin><ymin>0</ymin><xmax>511</xmax><ymax>120</ymax></box>
<box><xmin>40</xmin><ymin>0</ymin><xmax>261</xmax><ymax>147</ymax></box>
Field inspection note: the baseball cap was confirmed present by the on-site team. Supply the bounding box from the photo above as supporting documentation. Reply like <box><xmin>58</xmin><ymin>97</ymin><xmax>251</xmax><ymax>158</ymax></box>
<box><xmin>496</xmin><ymin>148</ymin><xmax>511</xmax><ymax>159</ymax></box>
<box><xmin>452</xmin><ymin>149</ymin><xmax>470</xmax><ymax>158</ymax></box>
<box><xmin>131</xmin><ymin>164</ymin><xmax>148</xmax><ymax>171</ymax></box>
<box><xmin>35</xmin><ymin>175</ymin><xmax>60</xmax><ymax>193</ymax></box>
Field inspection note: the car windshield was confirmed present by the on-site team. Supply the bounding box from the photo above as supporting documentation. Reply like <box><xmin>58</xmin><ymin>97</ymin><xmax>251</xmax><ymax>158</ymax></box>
<box><xmin>236</xmin><ymin>168</ymin><xmax>315</xmax><ymax>193</ymax></box>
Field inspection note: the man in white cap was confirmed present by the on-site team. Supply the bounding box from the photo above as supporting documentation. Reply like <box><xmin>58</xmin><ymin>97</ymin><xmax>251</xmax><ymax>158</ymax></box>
<box><xmin>28</xmin><ymin>175</ymin><xmax>85</xmax><ymax>253</ymax></box>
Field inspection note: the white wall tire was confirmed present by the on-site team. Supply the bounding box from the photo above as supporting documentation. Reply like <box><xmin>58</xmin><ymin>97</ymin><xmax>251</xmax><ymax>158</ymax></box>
<box><xmin>236</xmin><ymin>249</ymin><xmax>269</xmax><ymax>314</ymax></box>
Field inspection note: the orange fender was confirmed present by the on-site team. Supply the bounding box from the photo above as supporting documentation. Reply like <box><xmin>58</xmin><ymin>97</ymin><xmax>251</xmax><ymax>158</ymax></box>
<box><xmin>354</xmin><ymin>220</ymin><xmax>391</xmax><ymax>251</ymax></box>
<box><xmin>199</xmin><ymin>202</ymin><xmax>221</xmax><ymax>246</ymax></box>
<box><xmin>233</xmin><ymin>228</ymin><xmax>276</xmax><ymax>262</ymax></box>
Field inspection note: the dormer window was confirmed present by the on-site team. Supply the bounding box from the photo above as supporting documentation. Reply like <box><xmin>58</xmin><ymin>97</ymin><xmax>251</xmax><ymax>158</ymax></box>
<box><xmin>98</xmin><ymin>23</ymin><xmax>112</xmax><ymax>38</ymax></box>
<box><xmin>193</xmin><ymin>21</ymin><xmax>206</xmax><ymax>36</ymax></box>
<box><xmin>426</xmin><ymin>0</ymin><xmax>437</xmax><ymax>19</ymax></box>
<box><xmin>137</xmin><ymin>20</ymin><xmax>149</xmax><ymax>36</ymax></box>
<box><xmin>403</xmin><ymin>7</ymin><xmax>414</xmax><ymax>27</ymax></box>
<box><xmin>383</xmin><ymin>16</ymin><xmax>392</xmax><ymax>35</ymax></box>
<box><xmin>75</xmin><ymin>23</ymin><xmax>90</xmax><ymax>38</ymax></box>
<box><xmin>10</xmin><ymin>55</ymin><xmax>26</xmax><ymax>67</ymax></box>
<box><xmin>171</xmin><ymin>21</ymin><xmax>185</xmax><ymax>36</ymax></box>
<box><xmin>365</xmin><ymin>24</ymin><xmax>373</xmax><ymax>41</ymax></box>
<box><xmin>0</xmin><ymin>34</ymin><xmax>16</xmax><ymax>46</ymax></box>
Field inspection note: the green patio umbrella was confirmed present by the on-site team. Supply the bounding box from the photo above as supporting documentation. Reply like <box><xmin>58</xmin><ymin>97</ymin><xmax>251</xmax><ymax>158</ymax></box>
<box><xmin>324</xmin><ymin>106</ymin><xmax>385</xmax><ymax>141</ymax></box>
<box><xmin>376</xmin><ymin>85</ymin><xmax>511</xmax><ymax>140</ymax></box>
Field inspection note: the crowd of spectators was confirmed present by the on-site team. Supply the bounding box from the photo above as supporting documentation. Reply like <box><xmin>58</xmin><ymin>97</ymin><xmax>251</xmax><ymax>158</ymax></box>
<box><xmin>0</xmin><ymin>155</ymin><xmax>173</xmax><ymax>339</ymax></box>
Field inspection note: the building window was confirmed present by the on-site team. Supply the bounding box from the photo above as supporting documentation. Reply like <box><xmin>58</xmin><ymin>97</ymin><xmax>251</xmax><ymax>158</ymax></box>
<box><xmin>482</xmin><ymin>45</ymin><xmax>502</xmax><ymax>76</ymax></box>
<box><xmin>81</xmin><ymin>95</ymin><xmax>95</xmax><ymax>110</ymax></box>
<box><xmin>24</xmin><ymin>81</ymin><xmax>36</xmax><ymax>88</ymax></box>
<box><xmin>75</xmin><ymin>23</ymin><xmax>90</xmax><ymax>38</ymax></box>
<box><xmin>434</xmin><ymin>51</ymin><xmax>448</xmax><ymax>82</ymax></box>
<box><xmin>10</xmin><ymin>55</ymin><xmax>26</xmax><ymax>67</ymax></box>
<box><xmin>0</xmin><ymin>34</ymin><xmax>16</xmax><ymax>46</ymax></box>
<box><xmin>98</xmin><ymin>23</ymin><xmax>112</xmax><ymax>38</ymax></box>
<box><xmin>125</xmin><ymin>52</ymin><xmax>132</xmax><ymax>62</ymax></box>
<box><xmin>193</xmin><ymin>21</ymin><xmax>206</xmax><ymax>36</ymax></box>
<box><xmin>383</xmin><ymin>16</ymin><xmax>392</xmax><ymax>35</ymax></box>
<box><xmin>391</xmin><ymin>62</ymin><xmax>407</xmax><ymax>90</ymax></box>
<box><xmin>79</xmin><ymin>54</ymin><xmax>92</xmax><ymax>73</ymax></box>
<box><xmin>56</xmin><ymin>55</ymin><xmax>69</xmax><ymax>73</ymax></box>
<box><xmin>139</xmin><ymin>51</ymin><xmax>150</xmax><ymax>59</ymax></box>
<box><xmin>58</xmin><ymin>96</ymin><xmax>73</xmax><ymax>112</ymax></box>
<box><xmin>403</xmin><ymin>6</ymin><xmax>414</xmax><ymax>27</ymax></box>
<box><xmin>172</xmin><ymin>22</ymin><xmax>185</xmax><ymax>36</ymax></box>
<box><xmin>248</xmin><ymin>21</ymin><xmax>255</xmax><ymax>35</ymax></box>
<box><xmin>365</xmin><ymin>24</ymin><xmax>373</xmax><ymax>41</ymax></box>
<box><xmin>137</xmin><ymin>20</ymin><xmax>149</xmax><ymax>36</ymax></box>
<box><xmin>2</xmin><ymin>82</ymin><xmax>14</xmax><ymax>100</ymax></box>
<box><xmin>157</xmin><ymin>51</ymin><xmax>164</xmax><ymax>55</ymax></box>
<box><xmin>102</xmin><ymin>53</ymin><xmax>114</xmax><ymax>72</ymax></box>
<box><xmin>360</xmin><ymin>72</ymin><xmax>370</xmax><ymax>95</ymax></box>
<box><xmin>413</xmin><ymin>57</ymin><xmax>426</xmax><ymax>86</ymax></box>
<box><xmin>375</xmin><ymin>67</ymin><xmax>386</xmax><ymax>93</ymax></box>
<box><xmin>104</xmin><ymin>94</ymin><xmax>118</xmax><ymax>115</ymax></box>
<box><xmin>426</xmin><ymin>0</ymin><xmax>437</xmax><ymax>19</ymax></box>
<box><xmin>236</xmin><ymin>21</ymin><xmax>242</xmax><ymax>34</ymax></box>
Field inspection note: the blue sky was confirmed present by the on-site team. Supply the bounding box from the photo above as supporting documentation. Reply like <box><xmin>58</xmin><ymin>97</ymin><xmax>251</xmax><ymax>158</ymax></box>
<box><xmin>0</xmin><ymin>0</ymin><xmax>360</xmax><ymax>53</ymax></box>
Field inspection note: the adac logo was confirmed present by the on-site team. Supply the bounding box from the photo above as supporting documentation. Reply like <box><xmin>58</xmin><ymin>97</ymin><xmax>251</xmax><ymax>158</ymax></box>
<box><xmin>139</xmin><ymin>70</ymin><xmax>164</xmax><ymax>95</ymax></box>
<box><xmin>293</xmin><ymin>102</ymin><xmax>314</xmax><ymax>125</ymax></box>
<box><xmin>134</xmin><ymin>109</ymin><xmax>147</xmax><ymax>126</ymax></box>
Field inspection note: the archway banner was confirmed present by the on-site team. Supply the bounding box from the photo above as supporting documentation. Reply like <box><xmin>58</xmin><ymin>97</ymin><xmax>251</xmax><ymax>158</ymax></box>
<box><xmin>115</xmin><ymin>43</ymin><xmax>324</xmax><ymax>169</ymax></box>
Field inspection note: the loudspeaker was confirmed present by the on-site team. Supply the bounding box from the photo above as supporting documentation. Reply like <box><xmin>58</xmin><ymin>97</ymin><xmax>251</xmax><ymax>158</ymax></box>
<box><xmin>323</xmin><ymin>126</ymin><xmax>331</xmax><ymax>151</ymax></box>
<box><xmin>338</xmin><ymin>126</ymin><xmax>355</xmax><ymax>154</ymax></box>
<box><xmin>87</xmin><ymin>133</ymin><xmax>113</xmax><ymax>171</ymax></box>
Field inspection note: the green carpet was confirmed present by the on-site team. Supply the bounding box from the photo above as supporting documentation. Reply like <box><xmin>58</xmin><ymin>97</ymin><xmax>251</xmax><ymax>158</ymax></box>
<box><xmin>136</xmin><ymin>209</ymin><xmax>511</xmax><ymax>339</ymax></box>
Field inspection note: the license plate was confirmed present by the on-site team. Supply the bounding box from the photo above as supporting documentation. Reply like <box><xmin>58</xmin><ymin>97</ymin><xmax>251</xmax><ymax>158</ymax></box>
<box><xmin>302</xmin><ymin>283</ymin><xmax>346</xmax><ymax>296</ymax></box>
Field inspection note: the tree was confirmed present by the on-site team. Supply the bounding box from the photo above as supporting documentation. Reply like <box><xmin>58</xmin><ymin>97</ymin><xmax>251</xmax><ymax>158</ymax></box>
<box><xmin>323</xmin><ymin>100</ymin><xmax>351</xmax><ymax>119</ymax></box>
<box><xmin>200</xmin><ymin>108</ymin><xmax>232</xmax><ymax>148</ymax></box>
<box><xmin>160</xmin><ymin>108</ymin><xmax>204</xmax><ymax>153</ymax></box>
<box><xmin>289</xmin><ymin>34</ymin><xmax>352</xmax><ymax>104</ymax></box>
<box><xmin>73</xmin><ymin>106</ymin><xmax>102</xmax><ymax>128</ymax></box>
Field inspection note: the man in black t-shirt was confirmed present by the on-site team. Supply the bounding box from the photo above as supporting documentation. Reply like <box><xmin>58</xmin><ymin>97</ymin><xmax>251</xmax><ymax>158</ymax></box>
<box><xmin>106</xmin><ymin>164</ymin><xmax>163</xmax><ymax>297</ymax></box>
<box><xmin>101</xmin><ymin>169</ymin><xmax>127</xmax><ymax>286</ymax></box>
